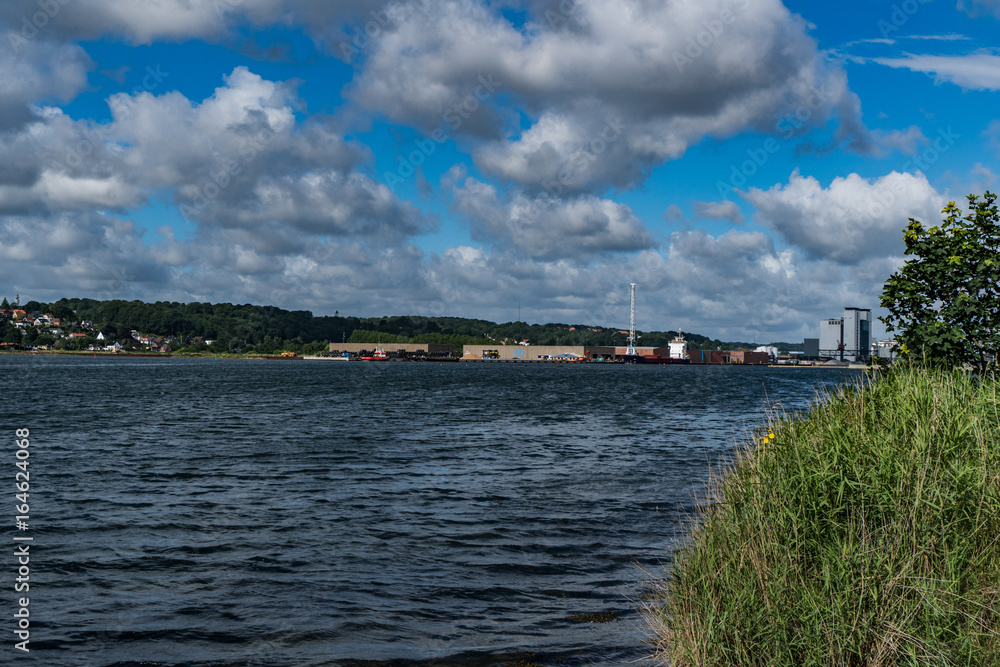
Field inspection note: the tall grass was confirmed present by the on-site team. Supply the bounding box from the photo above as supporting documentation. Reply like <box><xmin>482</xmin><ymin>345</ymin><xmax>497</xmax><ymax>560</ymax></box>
<box><xmin>646</xmin><ymin>367</ymin><xmax>1000</xmax><ymax>666</ymax></box>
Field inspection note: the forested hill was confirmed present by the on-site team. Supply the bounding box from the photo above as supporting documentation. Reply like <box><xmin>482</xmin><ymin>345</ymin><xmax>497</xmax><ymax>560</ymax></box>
<box><xmin>3</xmin><ymin>297</ymin><xmax>786</xmax><ymax>353</ymax></box>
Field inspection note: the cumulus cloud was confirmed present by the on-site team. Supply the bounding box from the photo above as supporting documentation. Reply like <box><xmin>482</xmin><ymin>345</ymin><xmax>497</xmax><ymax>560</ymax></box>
<box><xmin>0</xmin><ymin>0</ymin><xmax>390</xmax><ymax>45</ymax></box>
<box><xmin>0</xmin><ymin>39</ymin><xmax>91</xmax><ymax>131</ymax></box>
<box><xmin>347</xmin><ymin>0</ymin><xmax>870</xmax><ymax>194</ymax></box>
<box><xmin>871</xmin><ymin>51</ymin><xmax>1000</xmax><ymax>90</ymax></box>
<box><xmin>0</xmin><ymin>211</ymin><xmax>169</xmax><ymax>298</ymax></box>
<box><xmin>0</xmin><ymin>65</ymin><xmax>435</xmax><ymax>314</ymax></box>
<box><xmin>0</xmin><ymin>0</ymin><xmax>934</xmax><ymax>341</ymax></box>
<box><xmin>421</xmin><ymin>227</ymin><xmax>898</xmax><ymax>341</ymax></box>
<box><xmin>448</xmin><ymin>176</ymin><xmax>656</xmax><ymax>260</ymax></box>
<box><xmin>743</xmin><ymin>170</ymin><xmax>946</xmax><ymax>264</ymax></box>
<box><xmin>693</xmin><ymin>200</ymin><xmax>744</xmax><ymax>224</ymax></box>
<box><xmin>0</xmin><ymin>67</ymin><xmax>430</xmax><ymax>246</ymax></box>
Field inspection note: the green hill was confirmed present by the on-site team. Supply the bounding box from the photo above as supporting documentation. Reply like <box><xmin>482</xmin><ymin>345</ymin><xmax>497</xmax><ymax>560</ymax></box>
<box><xmin>2</xmin><ymin>296</ymin><xmax>784</xmax><ymax>354</ymax></box>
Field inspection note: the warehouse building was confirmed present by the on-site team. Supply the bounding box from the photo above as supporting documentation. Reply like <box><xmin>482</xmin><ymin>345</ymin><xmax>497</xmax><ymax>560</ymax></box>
<box><xmin>461</xmin><ymin>345</ymin><xmax>619</xmax><ymax>361</ymax></box>
<box><xmin>328</xmin><ymin>343</ymin><xmax>454</xmax><ymax>357</ymax></box>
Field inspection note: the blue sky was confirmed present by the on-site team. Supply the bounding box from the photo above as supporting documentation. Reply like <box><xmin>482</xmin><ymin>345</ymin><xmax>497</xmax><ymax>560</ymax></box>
<box><xmin>0</xmin><ymin>0</ymin><xmax>997</xmax><ymax>342</ymax></box>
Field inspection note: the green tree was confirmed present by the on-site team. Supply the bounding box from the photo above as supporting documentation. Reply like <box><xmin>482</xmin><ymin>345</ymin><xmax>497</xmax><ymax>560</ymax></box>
<box><xmin>35</xmin><ymin>334</ymin><xmax>56</xmax><ymax>347</ymax></box>
<box><xmin>880</xmin><ymin>191</ymin><xmax>1000</xmax><ymax>374</ymax></box>
<box><xmin>3</xmin><ymin>325</ymin><xmax>20</xmax><ymax>344</ymax></box>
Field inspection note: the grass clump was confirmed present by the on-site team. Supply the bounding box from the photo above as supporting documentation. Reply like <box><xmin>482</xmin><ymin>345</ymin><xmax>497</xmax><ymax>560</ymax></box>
<box><xmin>646</xmin><ymin>367</ymin><xmax>1000</xmax><ymax>666</ymax></box>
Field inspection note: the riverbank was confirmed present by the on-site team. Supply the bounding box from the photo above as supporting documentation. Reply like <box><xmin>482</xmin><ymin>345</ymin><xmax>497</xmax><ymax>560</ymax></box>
<box><xmin>0</xmin><ymin>350</ymin><xmax>303</xmax><ymax>360</ymax></box>
<box><xmin>646</xmin><ymin>367</ymin><xmax>1000</xmax><ymax>665</ymax></box>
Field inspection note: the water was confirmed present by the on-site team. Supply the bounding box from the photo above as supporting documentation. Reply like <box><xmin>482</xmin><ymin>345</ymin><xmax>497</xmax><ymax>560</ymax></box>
<box><xmin>0</xmin><ymin>356</ymin><xmax>861</xmax><ymax>666</ymax></box>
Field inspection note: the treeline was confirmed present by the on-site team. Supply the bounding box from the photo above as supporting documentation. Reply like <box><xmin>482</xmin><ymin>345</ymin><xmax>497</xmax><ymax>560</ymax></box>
<box><xmin>3</xmin><ymin>297</ymin><xmax>783</xmax><ymax>353</ymax></box>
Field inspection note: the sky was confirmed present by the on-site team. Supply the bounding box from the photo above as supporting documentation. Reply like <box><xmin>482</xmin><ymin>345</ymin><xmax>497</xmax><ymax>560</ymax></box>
<box><xmin>0</xmin><ymin>0</ymin><xmax>998</xmax><ymax>343</ymax></box>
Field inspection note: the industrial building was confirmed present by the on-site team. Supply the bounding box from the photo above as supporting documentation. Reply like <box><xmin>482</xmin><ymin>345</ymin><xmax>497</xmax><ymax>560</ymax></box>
<box><xmin>328</xmin><ymin>343</ymin><xmax>454</xmax><ymax>357</ymax></box>
<box><xmin>818</xmin><ymin>308</ymin><xmax>871</xmax><ymax>362</ymax></box>
<box><xmin>687</xmin><ymin>350</ymin><xmax>770</xmax><ymax>365</ymax></box>
<box><xmin>460</xmin><ymin>344</ymin><xmax>770</xmax><ymax>365</ymax></box>
<box><xmin>872</xmin><ymin>339</ymin><xmax>898</xmax><ymax>360</ymax></box>
<box><xmin>461</xmin><ymin>345</ymin><xmax>618</xmax><ymax>361</ymax></box>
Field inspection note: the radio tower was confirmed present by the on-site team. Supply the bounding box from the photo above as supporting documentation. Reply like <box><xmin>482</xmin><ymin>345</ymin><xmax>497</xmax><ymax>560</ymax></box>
<box><xmin>626</xmin><ymin>283</ymin><xmax>637</xmax><ymax>356</ymax></box>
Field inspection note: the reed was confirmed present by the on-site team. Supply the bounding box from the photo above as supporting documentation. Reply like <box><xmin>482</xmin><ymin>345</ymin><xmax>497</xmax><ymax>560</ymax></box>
<box><xmin>646</xmin><ymin>367</ymin><xmax>1000</xmax><ymax>666</ymax></box>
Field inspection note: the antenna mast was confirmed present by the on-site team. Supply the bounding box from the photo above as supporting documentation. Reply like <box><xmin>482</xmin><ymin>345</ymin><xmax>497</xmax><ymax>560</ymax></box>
<box><xmin>627</xmin><ymin>283</ymin><xmax>637</xmax><ymax>356</ymax></box>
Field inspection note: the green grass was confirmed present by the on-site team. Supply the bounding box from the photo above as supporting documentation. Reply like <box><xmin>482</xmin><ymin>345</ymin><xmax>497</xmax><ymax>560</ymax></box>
<box><xmin>646</xmin><ymin>367</ymin><xmax>1000</xmax><ymax>666</ymax></box>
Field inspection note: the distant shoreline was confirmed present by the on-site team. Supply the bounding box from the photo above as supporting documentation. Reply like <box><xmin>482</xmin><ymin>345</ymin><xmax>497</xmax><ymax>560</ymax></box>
<box><xmin>0</xmin><ymin>350</ymin><xmax>301</xmax><ymax>360</ymax></box>
<box><xmin>0</xmin><ymin>350</ymin><xmax>870</xmax><ymax>368</ymax></box>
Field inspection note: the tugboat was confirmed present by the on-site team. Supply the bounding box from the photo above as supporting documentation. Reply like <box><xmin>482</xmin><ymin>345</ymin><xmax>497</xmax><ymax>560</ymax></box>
<box><xmin>360</xmin><ymin>346</ymin><xmax>389</xmax><ymax>361</ymax></box>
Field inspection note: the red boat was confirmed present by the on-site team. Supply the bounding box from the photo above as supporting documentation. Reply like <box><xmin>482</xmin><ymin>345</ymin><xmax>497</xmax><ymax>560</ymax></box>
<box><xmin>360</xmin><ymin>347</ymin><xmax>389</xmax><ymax>361</ymax></box>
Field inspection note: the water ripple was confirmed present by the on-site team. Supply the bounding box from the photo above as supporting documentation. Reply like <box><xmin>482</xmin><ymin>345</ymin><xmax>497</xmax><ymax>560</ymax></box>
<box><xmin>1</xmin><ymin>356</ymin><xmax>859</xmax><ymax>666</ymax></box>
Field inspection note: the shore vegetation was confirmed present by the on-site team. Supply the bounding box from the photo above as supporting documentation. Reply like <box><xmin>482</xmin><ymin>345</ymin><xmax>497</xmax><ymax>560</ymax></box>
<box><xmin>880</xmin><ymin>191</ymin><xmax>999</xmax><ymax>375</ymax></box>
<box><xmin>646</xmin><ymin>366</ymin><xmax>1000</xmax><ymax>666</ymax></box>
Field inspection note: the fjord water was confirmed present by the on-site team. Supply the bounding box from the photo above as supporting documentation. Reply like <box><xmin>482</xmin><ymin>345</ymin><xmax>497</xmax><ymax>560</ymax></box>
<box><xmin>3</xmin><ymin>356</ymin><xmax>859</xmax><ymax>666</ymax></box>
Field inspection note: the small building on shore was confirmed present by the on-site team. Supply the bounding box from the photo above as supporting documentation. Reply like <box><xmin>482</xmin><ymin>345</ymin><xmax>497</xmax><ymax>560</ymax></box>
<box><xmin>328</xmin><ymin>343</ymin><xmax>454</xmax><ymax>357</ymax></box>
<box><xmin>462</xmin><ymin>345</ymin><xmax>619</xmax><ymax>361</ymax></box>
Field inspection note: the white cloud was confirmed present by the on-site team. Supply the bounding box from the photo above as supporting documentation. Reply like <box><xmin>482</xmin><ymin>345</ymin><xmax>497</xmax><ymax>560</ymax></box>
<box><xmin>743</xmin><ymin>170</ymin><xmax>946</xmax><ymax>264</ymax></box>
<box><xmin>0</xmin><ymin>67</ymin><xmax>430</xmax><ymax>245</ymax></box>
<box><xmin>0</xmin><ymin>39</ymin><xmax>91</xmax><ymax>130</ymax></box>
<box><xmin>348</xmin><ymin>0</ymin><xmax>870</xmax><ymax>194</ymax></box>
<box><xmin>0</xmin><ymin>212</ymin><xmax>169</xmax><ymax>295</ymax></box>
<box><xmin>968</xmin><ymin>162</ymin><xmax>997</xmax><ymax>191</ymax></box>
<box><xmin>693</xmin><ymin>200</ymin><xmax>744</xmax><ymax>224</ymax></box>
<box><xmin>871</xmin><ymin>50</ymin><xmax>1000</xmax><ymax>90</ymax></box>
<box><xmin>449</xmin><ymin>177</ymin><xmax>657</xmax><ymax>260</ymax></box>
<box><xmin>870</xmin><ymin>125</ymin><xmax>928</xmax><ymax>156</ymax></box>
<box><xmin>902</xmin><ymin>34</ymin><xmax>971</xmax><ymax>41</ymax></box>
<box><xmin>0</xmin><ymin>0</ymin><xmax>954</xmax><ymax>343</ymax></box>
<box><xmin>0</xmin><ymin>0</ymin><xmax>390</xmax><ymax>44</ymax></box>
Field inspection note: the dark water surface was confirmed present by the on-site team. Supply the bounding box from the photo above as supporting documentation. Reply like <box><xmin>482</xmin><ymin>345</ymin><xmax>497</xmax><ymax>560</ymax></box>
<box><xmin>1</xmin><ymin>357</ymin><xmax>861</xmax><ymax>666</ymax></box>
